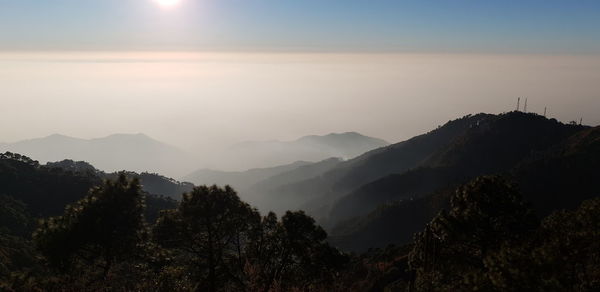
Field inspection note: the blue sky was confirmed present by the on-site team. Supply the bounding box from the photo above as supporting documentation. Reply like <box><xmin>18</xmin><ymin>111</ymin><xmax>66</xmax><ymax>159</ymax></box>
<box><xmin>1</xmin><ymin>0</ymin><xmax>599</xmax><ymax>52</ymax></box>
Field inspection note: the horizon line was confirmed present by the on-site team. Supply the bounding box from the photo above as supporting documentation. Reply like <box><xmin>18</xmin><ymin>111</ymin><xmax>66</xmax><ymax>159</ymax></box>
<box><xmin>1</xmin><ymin>48</ymin><xmax>600</xmax><ymax>57</ymax></box>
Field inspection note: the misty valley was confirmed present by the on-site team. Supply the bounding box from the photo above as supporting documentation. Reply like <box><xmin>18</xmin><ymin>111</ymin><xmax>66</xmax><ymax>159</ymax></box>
<box><xmin>1</xmin><ymin>112</ymin><xmax>598</xmax><ymax>291</ymax></box>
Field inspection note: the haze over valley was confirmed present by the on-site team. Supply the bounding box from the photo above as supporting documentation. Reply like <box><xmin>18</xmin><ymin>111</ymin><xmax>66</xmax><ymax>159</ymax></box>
<box><xmin>2</xmin><ymin>52</ymin><xmax>599</xmax><ymax>155</ymax></box>
<box><xmin>0</xmin><ymin>131</ymin><xmax>387</xmax><ymax>178</ymax></box>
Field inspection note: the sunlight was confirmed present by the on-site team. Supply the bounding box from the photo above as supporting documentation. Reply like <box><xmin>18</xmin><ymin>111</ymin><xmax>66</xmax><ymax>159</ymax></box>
<box><xmin>153</xmin><ymin>0</ymin><xmax>183</xmax><ymax>8</ymax></box>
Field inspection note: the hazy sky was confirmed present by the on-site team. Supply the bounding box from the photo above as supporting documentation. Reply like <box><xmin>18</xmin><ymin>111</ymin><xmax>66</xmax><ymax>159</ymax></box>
<box><xmin>0</xmin><ymin>1</ymin><xmax>599</xmax><ymax>153</ymax></box>
<box><xmin>1</xmin><ymin>52</ymin><xmax>599</xmax><ymax>153</ymax></box>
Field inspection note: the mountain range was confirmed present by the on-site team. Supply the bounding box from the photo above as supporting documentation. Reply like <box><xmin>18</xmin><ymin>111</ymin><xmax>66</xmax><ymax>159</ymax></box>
<box><xmin>182</xmin><ymin>161</ymin><xmax>313</xmax><ymax>192</ymax></box>
<box><xmin>328</xmin><ymin>125</ymin><xmax>600</xmax><ymax>251</ymax></box>
<box><xmin>44</xmin><ymin>159</ymin><xmax>194</xmax><ymax>201</ymax></box>
<box><xmin>1</xmin><ymin>132</ymin><xmax>388</xmax><ymax>180</ymax></box>
<box><xmin>206</xmin><ymin>132</ymin><xmax>389</xmax><ymax>171</ymax></box>
<box><xmin>324</xmin><ymin>113</ymin><xmax>597</xmax><ymax>251</ymax></box>
<box><xmin>1</xmin><ymin>112</ymin><xmax>597</xmax><ymax>253</ymax></box>
<box><xmin>327</xmin><ymin>112</ymin><xmax>584</xmax><ymax>223</ymax></box>
<box><xmin>0</xmin><ymin>133</ymin><xmax>195</xmax><ymax>178</ymax></box>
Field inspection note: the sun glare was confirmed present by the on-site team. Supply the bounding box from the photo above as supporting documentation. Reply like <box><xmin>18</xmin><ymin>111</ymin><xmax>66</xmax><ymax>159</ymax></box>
<box><xmin>153</xmin><ymin>0</ymin><xmax>183</xmax><ymax>8</ymax></box>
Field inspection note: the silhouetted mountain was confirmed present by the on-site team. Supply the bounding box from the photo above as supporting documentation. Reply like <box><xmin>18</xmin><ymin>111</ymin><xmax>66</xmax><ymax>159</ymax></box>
<box><xmin>46</xmin><ymin>159</ymin><xmax>194</xmax><ymax>201</ymax></box>
<box><xmin>0</xmin><ymin>153</ymin><xmax>101</xmax><ymax>217</ymax></box>
<box><xmin>252</xmin><ymin>158</ymin><xmax>342</xmax><ymax>193</ymax></box>
<box><xmin>46</xmin><ymin>160</ymin><xmax>99</xmax><ymax>174</ymax></box>
<box><xmin>0</xmin><ymin>153</ymin><xmax>177</xmax><ymax>222</ymax></box>
<box><xmin>106</xmin><ymin>171</ymin><xmax>194</xmax><ymax>200</ymax></box>
<box><xmin>329</xmin><ymin>187</ymin><xmax>453</xmax><ymax>252</ymax></box>
<box><xmin>514</xmin><ymin>125</ymin><xmax>600</xmax><ymax>215</ymax></box>
<box><xmin>210</xmin><ymin>132</ymin><xmax>388</xmax><ymax>170</ymax></box>
<box><xmin>0</xmin><ymin>134</ymin><xmax>196</xmax><ymax>178</ymax></box>
<box><xmin>329</xmin><ymin>112</ymin><xmax>585</xmax><ymax>223</ymax></box>
<box><xmin>1</xmin><ymin>121</ymin><xmax>598</xmax><ymax>290</ymax></box>
<box><xmin>329</xmin><ymin>122</ymin><xmax>598</xmax><ymax>252</ymax></box>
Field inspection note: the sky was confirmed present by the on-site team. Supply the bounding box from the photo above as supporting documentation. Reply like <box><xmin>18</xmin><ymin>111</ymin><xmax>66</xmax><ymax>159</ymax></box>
<box><xmin>1</xmin><ymin>0</ymin><xmax>599</xmax><ymax>53</ymax></box>
<box><xmin>0</xmin><ymin>1</ymin><xmax>599</xmax><ymax>155</ymax></box>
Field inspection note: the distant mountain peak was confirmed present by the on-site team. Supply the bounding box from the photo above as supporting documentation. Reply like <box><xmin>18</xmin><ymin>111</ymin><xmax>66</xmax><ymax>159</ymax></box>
<box><xmin>218</xmin><ymin>132</ymin><xmax>389</xmax><ymax>170</ymax></box>
<box><xmin>42</xmin><ymin>133</ymin><xmax>81</xmax><ymax>141</ymax></box>
<box><xmin>97</xmin><ymin>133</ymin><xmax>153</xmax><ymax>139</ymax></box>
<box><xmin>330</xmin><ymin>131</ymin><xmax>364</xmax><ymax>136</ymax></box>
<box><xmin>36</xmin><ymin>133</ymin><xmax>156</xmax><ymax>142</ymax></box>
<box><xmin>296</xmin><ymin>132</ymin><xmax>387</xmax><ymax>142</ymax></box>
<box><xmin>46</xmin><ymin>133</ymin><xmax>70</xmax><ymax>138</ymax></box>
<box><xmin>112</xmin><ymin>132</ymin><xmax>148</xmax><ymax>137</ymax></box>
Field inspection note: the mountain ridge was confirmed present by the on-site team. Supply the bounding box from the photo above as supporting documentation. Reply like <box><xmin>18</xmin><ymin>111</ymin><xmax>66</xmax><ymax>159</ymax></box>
<box><xmin>327</xmin><ymin>118</ymin><xmax>596</xmax><ymax>251</ymax></box>
<box><xmin>327</xmin><ymin>112</ymin><xmax>586</xmax><ymax>223</ymax></box>
<box><xmin>214</xmin><ymin>132</ymin><xmax>389</xmax><ymax>171</ymax></box>
<box><xmin>0</xmin><ymin>133</ymin><xmax>196</xmax><ymax>178</ymax></box>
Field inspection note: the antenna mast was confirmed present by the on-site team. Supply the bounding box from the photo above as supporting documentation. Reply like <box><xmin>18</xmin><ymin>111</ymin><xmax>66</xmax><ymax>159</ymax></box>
<box><xmin>544</xmin><ymin>107</ymin><xmax>547</xmax><ymax>117</ymax></box>
<box><xmin>516</xmin><ymin>97</ymin><xmax>521</xmax><ymax>111</ymax></box>
<box><xmin>524</xmin><ymin>98</ymin><xmax>528</xmax><ymax>113</ymax></box>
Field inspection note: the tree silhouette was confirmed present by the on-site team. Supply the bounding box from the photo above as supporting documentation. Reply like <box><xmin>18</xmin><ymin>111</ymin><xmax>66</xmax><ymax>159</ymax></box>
<box><xmin>153</xmin><ymin>185</ymin><xmax>261</xmax><ymax>292</ymax></box>
<box><xmin>485</xmin><ymin>197</ymin><xmax>600</xmax><ymax>291</ymax></box>
<box><xmin>153</xmin><ymin>185</ymin><xmax>347</xmax><ymax>291</ymax></box>
<box><xmin>409</xmin><ymin>176</ymin><xmax>538</xmax><ymax>291</ymax></box>
<box><xmin>245</xmin><ymin>210</ymin><xmax>347</xmax><ymax>292</ymax></box>
<box><xmin>34</xmin><ymin>173</ymin><xmax>146</xmax><ymax>278</ymax></box>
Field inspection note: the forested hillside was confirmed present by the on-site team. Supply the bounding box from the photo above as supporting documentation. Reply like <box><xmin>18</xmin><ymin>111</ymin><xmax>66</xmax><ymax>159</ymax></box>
<box><xmin>0</xmin><ymin>155</ymin><xmax>347</xmax><ymax>291</ymax></box>
<box><xmin>1</xmin><ymin>161</ymin><xmax>597</xmax><ymax>291</ymax></box>
<box><xmin>329</xmin><ymin>124</ymin><xmax>599</xmax><ymax>252</ymax></box>
<box><xmin>328</xmin><ymin>112</ymin><xmax>585</xmax><ymax>224</ymax></box>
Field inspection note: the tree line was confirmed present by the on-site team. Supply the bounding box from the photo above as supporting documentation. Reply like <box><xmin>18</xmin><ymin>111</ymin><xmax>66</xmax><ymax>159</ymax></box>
<box><xmin>8</xmin><ymin>174</ymin><xmax>346</xmax><ymax>291</ymax></box>
<box><xmin>1</xmin><ymin>162</ymin><xmax>598</xmax><ymax>291</ymax></box>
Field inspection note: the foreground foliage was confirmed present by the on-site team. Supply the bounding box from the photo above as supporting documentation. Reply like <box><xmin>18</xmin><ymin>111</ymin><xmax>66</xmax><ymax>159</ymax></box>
<box><xmin>406</xmin><ymin>176</ymin><xmax>599</xmax><ymax>292</ymax></box>
<box><xmin>0</xmin><ymin>154</ymin><xmax>598</xmax><ymax>291</ymax></box>
<box><xmin>153</xmin><ymin>185</ymin><xmax>347</xmax><ymax>291</ymax></box>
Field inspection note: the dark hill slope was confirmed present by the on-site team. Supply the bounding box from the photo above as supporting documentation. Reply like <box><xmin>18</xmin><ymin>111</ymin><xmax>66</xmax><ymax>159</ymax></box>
<box><xmin>247</xmin><ymin>158</ymin><xmax>342</xmax><ymax>212</ymax></box>
<box><xmin>329</xmin><ymin>112</ymin><xmax>585</xmax><ymax>222</ymax></box>
<box><xmin>329</xmin><ymin>167</ymin><xmax>461</xmax><ymax>223</ymax></box>
<box><xmin>327</xmin><ymin>114</ymin><xmax>495</xmax><ymax>194</ymax></box>
<box><xmin>0</xmin><ymin>153</ymin><xmax>100</xmax><ymax>217</ymax></box>
<box><xmin>330</xmin><ymin>125</ymin><xmax>598</xmax><ymax>252</ymax></box>
<box><xmin>329</xmin><ymin>187</ymin><xmax>453</xmax><ymax>252</ymax></box>
<box><xmin>0</xmin><ymin>153</ymin><xmax>176</xmax><ymax>221</ymax></box>
<box><xmin>47</xmin><ymin>159</ymin><xmax>194</xmax><ymax>200</ymax></box>
<box><xmin>514</xmin><ymin>125</ymin><xmax>600</xmax><ymax>215</ymax></box>
<box><xmin>182</xmin><ymin>161</ymin><xmax>312</xmax><ymax>201</ymax></box>
<box><xmin>106</xmin><ymin>171</ymin><xmax>194</xmax><ymax>200</ymax></box>
<box><xmin>330</xmin><ymin>114</ymin><xmax>494</xmax><ymax>194</ymax></box>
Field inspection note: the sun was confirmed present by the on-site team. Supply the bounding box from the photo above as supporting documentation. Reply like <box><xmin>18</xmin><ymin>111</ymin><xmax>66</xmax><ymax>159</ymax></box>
<box><xmin>153</xmin><ymin>0</ymin><xmax>183</xmax><ymax>8</ymax></box>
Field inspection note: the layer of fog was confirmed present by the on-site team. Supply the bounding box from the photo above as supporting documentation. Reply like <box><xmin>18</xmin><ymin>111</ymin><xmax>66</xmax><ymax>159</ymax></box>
<box><xmin>1</xmin><ymin>52</ymin><xmax>599</xmax><ymax>165</ymax></box>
